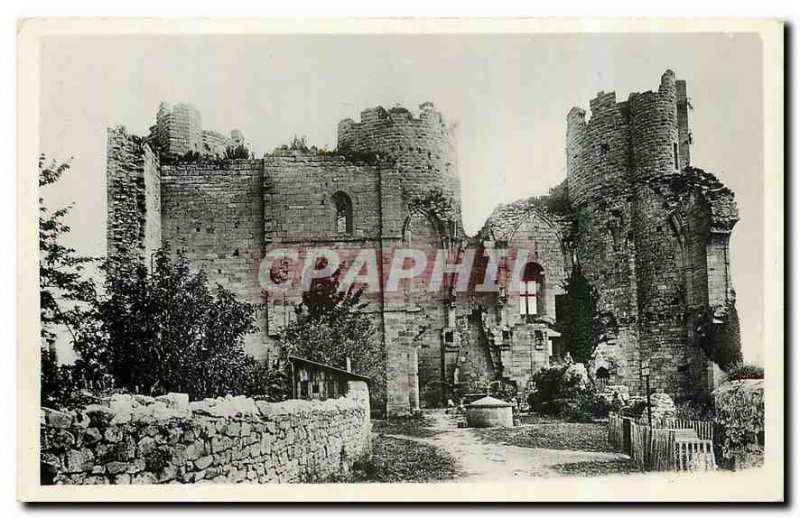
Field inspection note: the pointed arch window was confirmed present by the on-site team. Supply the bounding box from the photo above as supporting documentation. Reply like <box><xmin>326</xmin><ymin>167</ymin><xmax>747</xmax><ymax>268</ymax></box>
<box><xmin>332</xmin><ymin>192</ymin><xmax>353</xmax><ymax>235</ymax></box>
<box><xmin>519</xmin><ymin>262</ymin><xmax>545</xmax><ymax>320</ymax></box>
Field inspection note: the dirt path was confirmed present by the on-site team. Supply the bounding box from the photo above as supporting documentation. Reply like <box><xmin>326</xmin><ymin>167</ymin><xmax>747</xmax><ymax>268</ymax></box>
<box><xmin>384</xmin><ymin>410</ymin><xmax>629</xmax><ymax>481</ymax></box>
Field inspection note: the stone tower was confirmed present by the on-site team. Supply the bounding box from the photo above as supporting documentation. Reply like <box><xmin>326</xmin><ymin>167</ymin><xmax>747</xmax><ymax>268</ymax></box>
<box><xmin>566</xmin><ymin>70</ymin><xmax>736</xmax><ymax>398</ymax></box>
<box><xmin>337</xmin><ymin>102</ymin><xmax>462</xmax><ymax>236</ymax></box>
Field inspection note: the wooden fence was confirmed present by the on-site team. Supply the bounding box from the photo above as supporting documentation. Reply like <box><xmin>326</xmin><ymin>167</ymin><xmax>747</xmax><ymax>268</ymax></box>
<box><xmin>608</xmin><ymin>413</ymin><xmax>716</xmax><ymax>472</ymax></box>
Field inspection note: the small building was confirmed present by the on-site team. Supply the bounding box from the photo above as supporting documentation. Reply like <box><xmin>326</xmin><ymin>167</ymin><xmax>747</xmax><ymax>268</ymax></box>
<box><xmin>288</xmin><ymin>356</ymin><xmax>370</xmax><ymax>401</ymax></box>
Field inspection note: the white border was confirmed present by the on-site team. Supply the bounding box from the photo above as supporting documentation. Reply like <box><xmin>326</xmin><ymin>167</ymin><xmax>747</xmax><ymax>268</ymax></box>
<box><xmin>14</xmin><ymin>15</ymin><xmax>785</xmax><ymax>503</ymax></box>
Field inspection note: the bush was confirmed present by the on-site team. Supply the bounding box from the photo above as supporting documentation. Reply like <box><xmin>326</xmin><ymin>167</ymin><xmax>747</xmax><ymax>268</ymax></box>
<box><xmin>241</xmin><ymin>357</ymin><xmax>292</xmax><ymax>401</ymax></box>
<box><xmin>713</xmin><ymin>379</ymin><xmax>764</xmax><ymax>467</ymax></box>
<box><xmin>526</xmin><ymin>365</ymin><xmax>607</xmax><ymax>421</ymax></box>
<box><xmin>526</xmin><ymin>365</ymin><xmax>582</xmax><ymax>414</ymax></box>
<box><xmin>724</xmin><ymin>363</ymin><xmax>764</xmax><ymax>382</ymax></box>
<box><xmin>620</xmin><ymin>399</ymin><xmax>649</xmax><ymax>419</ymax></box>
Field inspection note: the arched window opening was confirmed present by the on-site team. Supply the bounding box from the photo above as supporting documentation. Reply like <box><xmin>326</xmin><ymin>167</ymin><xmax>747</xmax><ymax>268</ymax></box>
<box><xmin>519</xmin><ymin>262</ymin><xmax>545</xmax><ymax>321</ymax></box>
<box><xmin>332</xmin><ymin>192</ymin><xmax>353</xmax><ymax>235</ymax></box>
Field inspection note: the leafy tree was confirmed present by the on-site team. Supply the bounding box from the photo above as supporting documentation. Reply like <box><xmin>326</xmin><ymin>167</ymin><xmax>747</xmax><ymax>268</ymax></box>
<box><xmin>39</xmin><ymin>156</ymin><xmax>97</xmax><ymax>407</ymax></box>
<box><xmin>80</xmin><ymin>248</ymin><xmax>262</xmax><ymax>399</ymax></box>
<box><xmin>556</xmin><ymin>264</ymin><xmax>598</xmax><ymax>363</ymax></box>
<box><xmin>224</xmin><ymin>144</ymin><xmax>251</xmax><ymax>159</ymax></box>
<box><xmin>280</xmin><ymin>277</ymin><xmax>385</xmax><ymax>407</ymax></box>
<box><xmin>39</xmin><ymin>156</ymin><xmax>96</xmax><ymax>345</ymax></box>
<box><xmin>289</xmin><ymin>135</ymin><xmax>309</xmax><ymax>152</ymax></box>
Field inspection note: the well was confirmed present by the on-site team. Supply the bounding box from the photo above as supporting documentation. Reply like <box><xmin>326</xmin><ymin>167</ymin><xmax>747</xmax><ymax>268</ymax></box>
<box><xmin>465</xmin><ymin>396</ymin><xmax>514</xmax><ymax>428</ymax></box>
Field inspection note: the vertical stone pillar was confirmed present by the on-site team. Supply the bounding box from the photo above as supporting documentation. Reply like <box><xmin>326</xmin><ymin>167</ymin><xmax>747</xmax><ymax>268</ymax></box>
<box><xmin>676</xmin><ymin>80</ymin><xmax>691</xmax><ymax>170</ymax></box>
<box><xmin>408</xmin><ymin>347</ymin><xmax>420</xmax><ymax>412</ymax></box>
<box><xmin>384</xmin><ymin>313</ymin><xmax>411</xmax><ymax>416</ymax></box>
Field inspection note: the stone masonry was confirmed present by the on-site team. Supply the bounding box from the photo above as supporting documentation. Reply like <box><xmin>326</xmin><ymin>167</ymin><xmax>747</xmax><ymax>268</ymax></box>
<box><xmin>41</xmin><ymin>382</ymin><xmax>371</xmax><ymax>484</ymax></box>
<box><xmin>105</xmin><ymin>70</ymin><xmax>740</xmax><ymax>414</ymax></box>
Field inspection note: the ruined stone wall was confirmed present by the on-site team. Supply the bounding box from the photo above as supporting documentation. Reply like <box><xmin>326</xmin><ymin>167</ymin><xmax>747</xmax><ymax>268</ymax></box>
<box><xmin>504</xmin><ymin>210</ymin><xmax>568</xmax><ymax>323</ymax></box>
<box><xmin>160</xmin><ymin>160</ymin><xmax>267</xmax><ymax>358</ymax></box>
<box><xmin>202</xmin><ymin>130</ymin><xmax>232</xmax><ymax>157</ymax></box>
<box><xmin>155</xmin><ymin>102</ymin><xmax>202</xmax><ymax>156</ymax></box>
<box><xmin>337</xmin><ymin>103</ymin><xmax>463</xmax><ymax>413</ymax></box>
<box><xmin>106</xmin><ymin>128</ymin><xmax>162</xmax><ymax>267</ymax></box>
<box><xmin>260</xmin><ymin>155</ymin><xmax>388</xmax><ymax>344</ymax></box>
<box><xmin>40</xmin><ymin>383</ymin><xmax>371</xmax><ymax>485</ymax></box>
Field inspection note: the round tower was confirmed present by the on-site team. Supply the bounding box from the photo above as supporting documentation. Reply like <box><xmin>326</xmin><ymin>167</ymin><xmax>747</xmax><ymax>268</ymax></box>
<box><xmin>628</xmin><ymin>70</ymin><xmax>691</xmax><ymax>397</ymax></box>
<box><xmin>337</xmin><ymin>102</ymin><xmax>462</xmax><ymax>235</ymax></box>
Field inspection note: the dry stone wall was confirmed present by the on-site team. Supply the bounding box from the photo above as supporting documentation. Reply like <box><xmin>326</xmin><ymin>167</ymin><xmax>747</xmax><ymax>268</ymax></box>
<box><xmin>40</xmin><ymin>382</ymin><xmax>371</xmax><ymax>485</ymax></box>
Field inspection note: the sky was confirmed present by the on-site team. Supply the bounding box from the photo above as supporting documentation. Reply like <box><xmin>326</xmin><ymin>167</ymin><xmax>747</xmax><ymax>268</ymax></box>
<box><xmin>39</xmin><ymin>32</ymin><xmax>764</xmax><ymax>365</ymax></box>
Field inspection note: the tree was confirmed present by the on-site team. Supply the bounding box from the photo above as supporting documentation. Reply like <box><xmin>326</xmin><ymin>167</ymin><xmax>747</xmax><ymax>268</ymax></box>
<box><xmin>224</xmin><ymin>144</ymin><xmax>251</xmax><ymax>159</ymax></box>
<box><xmin>39</xmin><ymin>156</ymin><xmax>96</xmax><ymax>346</ymax></box>
<box><xmin>280</xmin><ymin>277</ymin><xmax>385</xmax><ymax>407</ymax></box>
<box><xmin>556</xmin><ymin>264</ymin><xmax>598</xmax><ymax>364</ymax></box>
<box><xmin>39</xmin><ymin>156</ymin><xmax>97</xmax><ymax>407</ymax></box>
<box><xmin>81</xmin><ymin>248</ymin><xmax>261</xmax><ymax>399</ymax></box>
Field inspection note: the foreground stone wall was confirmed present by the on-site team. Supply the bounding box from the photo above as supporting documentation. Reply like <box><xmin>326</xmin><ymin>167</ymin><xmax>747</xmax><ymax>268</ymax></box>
<box><xmin>40</xmin><ymin>383</ymin><xmax>371</xmax><ymax>485</ymax></box>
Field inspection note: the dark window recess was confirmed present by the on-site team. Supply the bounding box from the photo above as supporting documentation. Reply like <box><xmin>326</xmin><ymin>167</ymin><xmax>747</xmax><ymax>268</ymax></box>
<box><xmin>599</xmin><ymin>143</ymin><xmax>610</xmax><ymax>156</ymax></box>
<box><xmin>233</xmin><ymin>249</ymin><xmax>240</xmax><ymax>257</ymax></box>
<box><xmin>502</xmin><ymin>329</ymin><xmax>511</xmax><ymax>341</ymax></box>
<box><xmin>673</xmin><ymin>143</ymin><xmax>679</xmax><ymax>169</ymax></box>
<box><xmin>333</xmin><ymin>191</ymin><xmax>353</xmax><ymax>234</ymax></box>
<box><xmin>300</xmin><ymin>381</ymin><xmax>309</xmax><ymax>399</ymax></box>
<box><xmin>444</xmin><ymin>330</ymin><xmax>454</xmax><ymax>343</ymax></box>
<box><xmin>555</xmin><ymin>294</ymin><xmax>566</xmax><ymax>323</ymax></box>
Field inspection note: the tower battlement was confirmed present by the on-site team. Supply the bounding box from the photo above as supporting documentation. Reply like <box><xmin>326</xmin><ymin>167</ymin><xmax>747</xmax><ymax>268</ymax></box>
<box><xmin>566</xmin><ymin>70</ymin><xmax>689</xmax><ymax>205</ymax></box>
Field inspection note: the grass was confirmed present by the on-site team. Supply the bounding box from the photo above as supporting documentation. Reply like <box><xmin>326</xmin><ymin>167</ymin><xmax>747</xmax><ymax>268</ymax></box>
<box><xmin>549</xmin><ymin>459</ymin><xmax>640</xmax><ymax>477</ymax></box>
<box><xmin>349</xmin><ymin>435</ymin><xmax>459</xmax><ymax>483</ymax></box>
<box><xmin>371</xmin><ymin>414</ymin><xmax>443</xmax><ymax>438</ymax></box>
<box><xmin>473</xmin><ymin>421</ymin><xmax>615</xmax><ymax>453</ymax></box>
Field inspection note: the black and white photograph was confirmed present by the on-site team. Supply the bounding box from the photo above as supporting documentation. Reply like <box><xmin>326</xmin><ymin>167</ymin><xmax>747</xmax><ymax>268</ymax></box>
<box><xmin>16</xmin><ymin>17</ymin><xmax>784</xmax><ymax>502</ymax></box>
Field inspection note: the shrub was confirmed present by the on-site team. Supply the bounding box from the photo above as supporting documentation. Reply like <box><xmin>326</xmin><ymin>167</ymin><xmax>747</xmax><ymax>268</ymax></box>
<box><xmin>713</xmin><ymin>379</ymin><xmax>764</xmax><ymax>468</ymax></box>
<box><xmin>527</xmin><ymin>365</ymin><xmax>576</xmax><ymax>414</ymax></box>
<box><xmin>74</xmin><ymin>248</ymin><xmax>261</xmax><ymax>401</ymax></box>
<box><xmin>724</xmin><ymin>364</ymin><xmax>764</xmax><ymax>382</ymax></box>
<box><xmin>620</xmin><ymin>399</ymin><xmax>649</xmax><ymax>419</ymax></box>
<box><xmin>526</xmin><ymin>365</ymin><xmax>607</xmax><ymax>421</ymax></box>
<box><xmin>488</xmin><ymin>379</ymin><xmax>518</xmax><ymax>403</ymax></box>
<box><xmin>224</xmin><ymin>144</ymin><xmax>251</xmax><ymax>159</ymax></box>
<box><xmin>241</xmin><ymin>357</ymin><xmax>292</xmax><ymax>402</ymax></box>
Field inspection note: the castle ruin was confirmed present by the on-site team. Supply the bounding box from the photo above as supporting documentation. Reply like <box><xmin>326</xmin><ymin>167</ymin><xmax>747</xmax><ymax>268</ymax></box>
<box><xmin>107</xmin><ymin>70</ymin><xmax>740</xmax><ymax>415</ymax></box>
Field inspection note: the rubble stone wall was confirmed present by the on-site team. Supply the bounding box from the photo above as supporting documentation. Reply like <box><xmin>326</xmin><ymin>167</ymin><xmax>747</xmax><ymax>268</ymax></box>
<box><xmin>106</xmin><ymin>128</ymin><xmax>162</xmax><ymax>267</ymax></box>
<box><xmin>40</xmin><ymin>382</ymin><xmax>371</xmax><ymax>485</ymax></box>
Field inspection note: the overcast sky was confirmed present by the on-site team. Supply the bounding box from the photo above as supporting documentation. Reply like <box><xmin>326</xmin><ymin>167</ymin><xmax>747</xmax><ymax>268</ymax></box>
<box><xmin>39</xmin><ymin>32</ymin><xmax>764</xmax><ymax>364</ymax></box>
